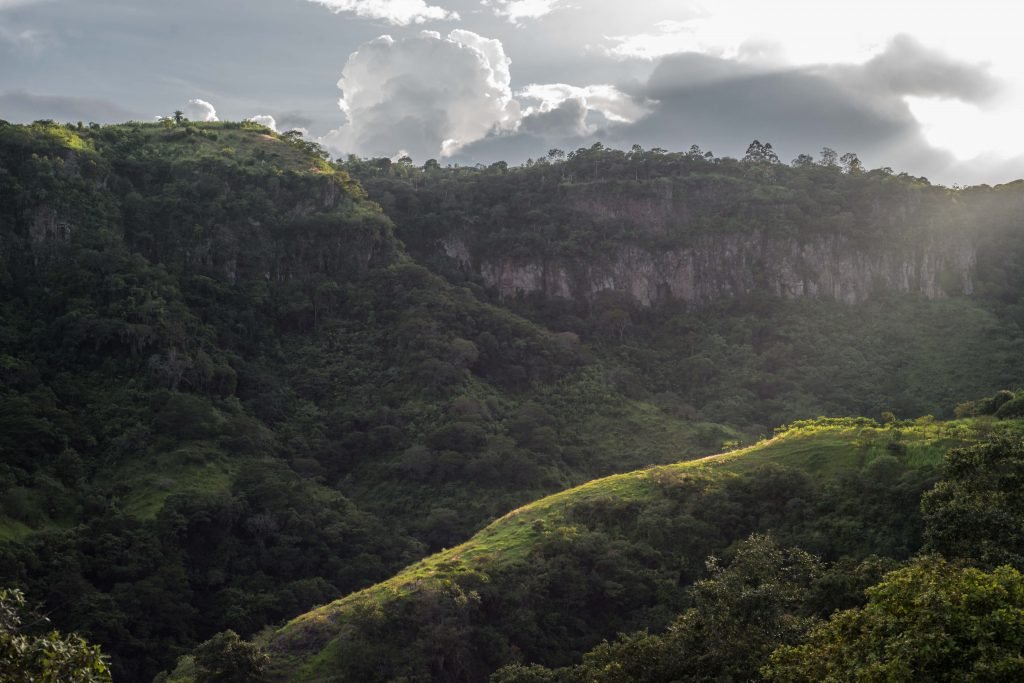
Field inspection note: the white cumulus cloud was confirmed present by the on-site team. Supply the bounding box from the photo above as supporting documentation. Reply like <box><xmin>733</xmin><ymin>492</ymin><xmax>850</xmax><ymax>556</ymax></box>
<box><xmin>183</xmin><ymin>98</ymin><xmax>218</xmax><ymax>122</ymax></box>
<box><xmin>247</xmin><ymin>114</ymin><xmax>278</xmax><ymax>131</ymax></box>
<box><xmin>307</xmin><ymin>0</ymin><xmax>457</xmax><ymax>26</ymax></box>
<box><xmin>484</xmin><ymin>0</ymin><xmax>563</xmax><ymax>23</ymax></box>
<box><xmin>323</xmin><ymin>30</ymin><xmax>519</xmax><ymax>160</ymax></box>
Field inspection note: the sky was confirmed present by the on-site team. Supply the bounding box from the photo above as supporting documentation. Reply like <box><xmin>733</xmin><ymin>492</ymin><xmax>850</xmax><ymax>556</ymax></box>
<box><xmin>1</xmin><ymin>0</ymin><xmax>1022</xmax><ymax>185</ymax></box>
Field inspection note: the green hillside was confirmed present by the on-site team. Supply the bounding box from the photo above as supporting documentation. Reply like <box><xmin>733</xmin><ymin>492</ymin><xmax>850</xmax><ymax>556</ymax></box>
<box><xmin>241</xmin><ymin>417</ymin><xmax>1007</xmax><ymax>682</ymax></box>
<box><xmin>0</xmin><ymin>121</ymin><xmax>734</xmax><ymax>680</ymax></box>
<box><xmin>4</xmin><ymin>121</ymin><xmax>1024</xmax><ymax>681</ymax></box>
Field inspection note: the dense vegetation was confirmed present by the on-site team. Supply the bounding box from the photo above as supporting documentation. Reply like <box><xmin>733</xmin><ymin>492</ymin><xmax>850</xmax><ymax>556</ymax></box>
<box><xmin>343</xmin><ymin>146</ymin><xmax>1024</xmax><ymax>429</ymax></box>
<box><xmin>244</xmin><ymin>417</ymin><xmax>1023</xmax><ymax>682</ymax></box>
<box><xmin>3</xmin><ymin>120</ymin><xmax>1024</xmax><ymax>681</ymax></box>
<box><xmin>0</xmin><ymin>587</ymin><xmax>111</xmax><ymax>682</ymax></box>
<box><xmin>491</xmin><ymin>425</ymin><xmax>1024</xmax><ymax>683</ymax></box>
<box><xmin>0</xmin><ymin>121</ymin><xmax>733</xmax><ymax>679</ymax></box>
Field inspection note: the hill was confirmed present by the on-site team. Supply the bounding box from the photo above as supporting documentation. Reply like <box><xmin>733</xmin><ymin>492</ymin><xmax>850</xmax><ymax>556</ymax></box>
<box><xmin>344</xmin><ymin>148</ymin><xmax>1024</xmax><ymax>428</ymax></box>
<box><xmin>216</xmin><ymin>416</ymin><xmax>1014</xmax><ymax>682</ymax></box>
<box><xmin>3</xmin><ymin>122</ymin><xmax>1024</xmax><ymax>679</ymax></box>
<box><xmin>0</xmin><ymin>121</ymin><xmax>734</xmax><ymax>680</ymax></box>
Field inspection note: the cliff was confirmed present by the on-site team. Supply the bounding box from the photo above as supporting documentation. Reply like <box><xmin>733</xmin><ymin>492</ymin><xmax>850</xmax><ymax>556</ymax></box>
<box><xmin>464</xmin><ymin>230</ymin><xmax>975</xmax><ymax>306</ymax></box>
<box><xmin>420</xmin><ymin>169</ymin><xmax>980</xmax><ymax>307</ymax></box>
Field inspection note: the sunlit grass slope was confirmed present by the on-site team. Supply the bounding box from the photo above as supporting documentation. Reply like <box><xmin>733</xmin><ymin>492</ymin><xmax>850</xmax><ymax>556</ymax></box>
<box><xmin>98</xmin><ymin>120</ymin><xmax>337</xmax><ymax>175</ymax></box>
<box><xmin>268</xmin><ymin>417</ymin><xmax>997</xmax><ymax>679</ymax></box>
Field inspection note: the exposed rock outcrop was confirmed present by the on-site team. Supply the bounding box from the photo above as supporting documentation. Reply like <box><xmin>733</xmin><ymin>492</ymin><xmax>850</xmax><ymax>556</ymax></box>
<box><xmin>473</xmin><ymin>231</ymin><xmax>975</xmax><ymax>307</ymax></box>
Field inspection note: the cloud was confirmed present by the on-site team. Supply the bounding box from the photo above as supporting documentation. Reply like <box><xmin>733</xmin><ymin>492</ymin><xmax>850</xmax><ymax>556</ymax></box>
<box><xmin>607</xmin><ymin>44</ymin><xmax>1018</xmax><ymax>182</ymax></box>
<box><xmin>307</xmin><ymin>0</ymin><xmax>457</xmax><ymax>25</ymax></box>
<box><xmin>275</xmin><ymin>111</ymin><xmax>315</xmax><ymax>131</ymax></box>
<box><xmin>518</xmin><ymin>98</ymin><xmax>587</xmax><ymax>138</ymax></box>
<box><xmin>183</xmin><ymin>98</ymin><xmax>218</xmax><ymax>122</ymax></box>
<box><xmin>618</xmin><ymin>52</ymin><xmax>931</xmax><ymax>164</ymax></box>
<box><xmin>321</xmin><ymin>28</ymin><xmax>651</xmax><ymax>160</ymax></box>
<box><xmin>452</xmin><ymin>45</ymin><xmax>984</xmax><ymax>185</ymax></box>
<box><xmin>485</xmin><ymin>0</ymin><xmax>564</xmax><ymax>23</ymax></box>
<box><xmin>0</xmin><ymin>90</ymin><xmax>139</xmax><ymax>123</ymax></box>
<box><xmin>862</xmin><ymin>34</ymin><xmax>999</xmax><ymax>103</ymax></box>
<box><xmin>0</xmin><ymin>0</ymin><xmax>49</xmax><ymax>9</ymax></box>
<box><xmin>605</xmin><ymin>17</ymin><xmax>718</xmax><ymax>61</ymax></box>
<box><xmin>0</xmin><ymin>0</ymin><xmax>54</xmax><ymax>53</ymax></box>
<box><xmin>323</xmin><ymin>30</ymin><xmax>518</xmax><ymax>160</ymax></box>
<box><xmin>247</xmin><ymin>114</ymin><xmax>278</xmax><ymax>131</ymax></box>
<box><xmin>518</xmin><ymin>83</ymin><xmax>651</xmax><ymax>136</ymax></box>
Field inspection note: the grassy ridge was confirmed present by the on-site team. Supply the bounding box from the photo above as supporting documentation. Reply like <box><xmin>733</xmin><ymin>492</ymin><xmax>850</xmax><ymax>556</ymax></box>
<box><xmin>268</xmin><ymin>418</ymin><xmax>981</xmax><ymax>680</ymax></box>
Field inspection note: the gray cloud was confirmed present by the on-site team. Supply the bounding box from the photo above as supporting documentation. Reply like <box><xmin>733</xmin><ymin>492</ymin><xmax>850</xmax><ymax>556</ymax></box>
<box><xmin>627</xmin><ymin>54</ymin><xmax>917</xmax><ymax>159</ymax></box>
<box><xmin>274</xmin><ymin>111</ymin><xmax>315</xmax><ymax>131</ymax></box>
<box><xmin>0</xmin><ymin>0</ymin><xmax>51</xmax><ymax>9</ymax></box>
<box><xmin>452</xmin><ymin>38</ymin><xmax>1014</xmax><ymax>186</ymax></box>
<box><xmin>0</xmin><ymin>90</ymin><xmax>140</xmax><ymax>123</ymax></box>
<box><xmin>862</xmin><ymin>34</ymin><xmax>999</xmax><ymax>102</ymax></box>
<box><xmin>519</xmin><ymin>98</ymin><xmax>587</xmax><ymax>138</ymax></box>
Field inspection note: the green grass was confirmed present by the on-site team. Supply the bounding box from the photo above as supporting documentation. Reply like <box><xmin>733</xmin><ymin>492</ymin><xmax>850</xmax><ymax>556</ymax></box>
<box><xmin>269</xmin><ymin>418</ymin><xmax>992</xmax><ymax>669</ymax></box>
<box><xmin>0</xmin><ymin>519</ymin><xmax>35</xmax><ymax>542</ymax></box>
<box><xmin>108</xmin><ymin>443</ymin><xmax>239</xmax><ymax>520</ymax></box>
<box><xmin>101</xmin><ymin>121</ymin><xmax>335</xmax><ymax>175</ymax></box>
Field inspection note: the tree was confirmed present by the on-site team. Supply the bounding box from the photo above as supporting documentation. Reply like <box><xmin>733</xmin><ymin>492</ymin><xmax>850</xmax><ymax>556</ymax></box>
<box><xmin>921</xmin><ymin>437</ymin><xmax>1024</xmax><ymax>568</ymax></box>
<box><xmin>498</xmin><ymin>535</ymin><xmax>823</xmax><ymax>683</ymax></box>
<box><xmin>743</xmin><ymin>139</ymin><xmax>780</xmax><ymax>164</ymax></box>
<box><xmin>193</xmin><ymin>630</ymin><xmax>269</xmax><ymax>683</ymax></box>
<box><xmin>172</xmin><ymin>110</ymin><xmax>186</xmax><ymax>125</ymax></box>
<box><xmin>840</xmin><ymin>152</ymin><xmax>862</xmax><ymax>174</ymax></box>
<box><xmin>819</xmin><ymin>147</ymin><xmax>838</xmax><ymax>167</ymax></box>
<box><xmin>791</xmin><ymin>153</ymin><xmax>815</xmax><ymax>167</ymax></box>
<box><xmin>765</xmin><ymin>557</ymin><xmax>1024</xmax><ymax>682</ymax></box>
<box><xmin>0</xmin><ymin>588</ymin><xmax>111</xmax><ymax>682</ymax></box>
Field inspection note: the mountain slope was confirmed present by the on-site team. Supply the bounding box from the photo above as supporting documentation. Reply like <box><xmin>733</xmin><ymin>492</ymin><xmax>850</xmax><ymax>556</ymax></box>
<box><xmin>0</xmin><ymin>121</ymin><xmax>734</xmax><ymax>679</ymax></box>
<box><xmin>256</xmin><ymin>417</ymin><xmax>1006</xmax><ymax>682</ymax></box>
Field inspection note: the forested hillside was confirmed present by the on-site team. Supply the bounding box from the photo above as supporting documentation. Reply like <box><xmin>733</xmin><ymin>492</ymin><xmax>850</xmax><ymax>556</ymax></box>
<box><xmin>172</xmin><ymin>414</ymin><xmax>1024</xmax><ymax>682</ymax></box>
<box><xmin>345</xmin><ymin>146</ymin><xmax>1024</xmax><ymax>428</ymax></box>
<box><xmin>2</xmin><ymin>120</ymin><xmax>1024</xmax><ymax>681</ymax></box>
<box><xmin>0</xmin><ymin>121</ymin><xmax>729</xmax><ymax>679</ymax></box>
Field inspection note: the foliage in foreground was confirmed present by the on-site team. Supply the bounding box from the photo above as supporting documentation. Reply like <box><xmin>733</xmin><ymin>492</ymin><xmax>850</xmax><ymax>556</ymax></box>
<box><xmin>0</xmin><ymin>587</ymin><xmax>110</xmax><ymax>683</ymax></box>
<box><xmin>493</xmin><ymin>434</ymin><xmax>1024</xmax><ymax>683</ymax></box>
<box><xmin>922</xmin><ymin>436</ymin><xmax>1024</xmax><ymax>568</ymax></box>
<box><xmin>765</xmin><ymin>557</ymin><xmax>1024</xmax><ymax>682</ymax></box>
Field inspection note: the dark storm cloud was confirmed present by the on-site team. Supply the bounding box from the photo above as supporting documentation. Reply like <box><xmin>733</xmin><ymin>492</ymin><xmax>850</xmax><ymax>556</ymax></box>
<box><xmin>0</xmin><ymin>90</ymin><xmax>140</xmax><ymax>123</ymax></box>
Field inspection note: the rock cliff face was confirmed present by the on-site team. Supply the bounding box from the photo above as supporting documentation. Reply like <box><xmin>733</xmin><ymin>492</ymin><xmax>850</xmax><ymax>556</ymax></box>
<box><xmin>464</xmin><ymin>232</ymin><xmax>975</xmax><ymax>307</ymax></box>
<box><xmin>441</xmin><ymin>176</ymin><xmax>977</xmax><ymax>308</ymax></box>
